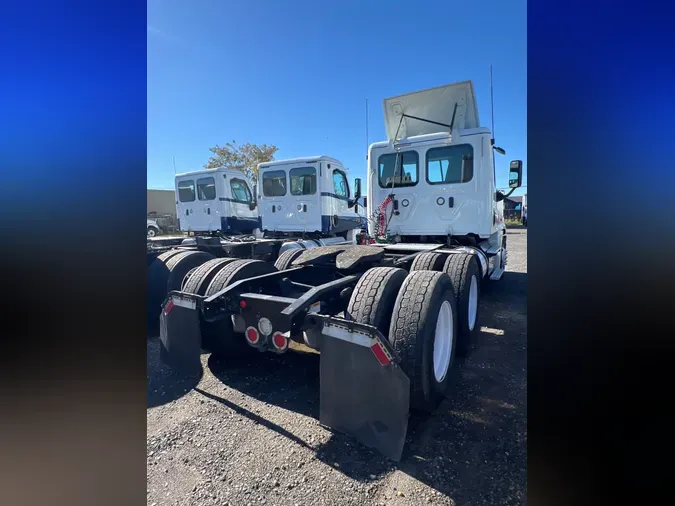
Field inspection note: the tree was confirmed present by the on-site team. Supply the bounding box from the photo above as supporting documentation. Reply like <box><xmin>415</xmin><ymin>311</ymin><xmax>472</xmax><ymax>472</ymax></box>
<box><xmin>204</xmin><ymin>141</ymin><xmax>279</xmax><ymax>182</ymax></box>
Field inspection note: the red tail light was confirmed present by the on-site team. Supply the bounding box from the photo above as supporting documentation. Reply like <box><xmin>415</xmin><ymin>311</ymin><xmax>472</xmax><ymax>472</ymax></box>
<box><xmin>245</xmin><ymin>326</ymin><xmax>259</xmax><ymax>345</ymax></box>
<box><xmin>272</xmin><ymin>332</ymin><xmax>288</xmax><ymax>351</ymax></box>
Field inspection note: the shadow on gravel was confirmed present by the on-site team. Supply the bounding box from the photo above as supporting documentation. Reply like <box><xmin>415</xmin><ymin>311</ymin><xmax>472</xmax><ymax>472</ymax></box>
<box><xmin>194</xmin><ymin>387</ymin><xmax>314</xmax><ymax>451</ymax></box>
<box><xmin>147</xmin><ymin>337</ymin><xmax>203</xmax><ymax>408</ymax></box>
<box><xmin>206</xmin><ymin>350</ymin><xmax>321</xmax><ymax>420</ymax></box>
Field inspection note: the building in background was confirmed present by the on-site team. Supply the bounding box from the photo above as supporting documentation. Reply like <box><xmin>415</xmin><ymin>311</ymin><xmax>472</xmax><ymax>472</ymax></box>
<box><xmin>147</xmin><ymin>189</ymin><xmax>176</xmax><ymax>217</ymax></box>
<box><xmin>147</xmin><ymin>188</ymin><xmax>178</xmax><ymax>234</ymax></box>
<box><xmin>503</xmin><ymin>195</ymin><xmax>523</xmax><ymax>221</ymax></box>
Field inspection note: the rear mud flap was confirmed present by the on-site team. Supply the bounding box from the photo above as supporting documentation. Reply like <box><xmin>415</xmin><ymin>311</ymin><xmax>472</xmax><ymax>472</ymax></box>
<box><xmin>312</xmin><ymin>316</ymin><xmax>410</xmax><ymax>462</ymax></box>
<box><xmin>159</xmin><ymin>293</ymin><xmax>203</xmax><ymax>376</ymax></box>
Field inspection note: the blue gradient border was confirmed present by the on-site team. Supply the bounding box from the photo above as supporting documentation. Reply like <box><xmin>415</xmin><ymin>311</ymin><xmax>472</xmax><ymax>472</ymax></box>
<box><xmin>529</xmin><ymin>1</ymin><xmax>674</xmax><ymax>505</ymax></box>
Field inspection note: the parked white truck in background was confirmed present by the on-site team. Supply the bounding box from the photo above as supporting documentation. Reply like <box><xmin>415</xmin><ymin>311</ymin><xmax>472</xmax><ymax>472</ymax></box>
<box><xmin>147</xmin><ymin>218</ymin><xmax>160</xmax><ymax>237</ymax></box>
<box><xmin>147</xmin><ymin>159</ymin><xmax>366</xmax><ymax>331</ymax></box>
<box><xmin>175</xmin><ymin>167</ymin><xmax>260</xmax><ymax>235</ymax></box>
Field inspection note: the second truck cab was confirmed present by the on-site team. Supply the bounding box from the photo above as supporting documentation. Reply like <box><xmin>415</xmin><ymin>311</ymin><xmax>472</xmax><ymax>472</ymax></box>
<box><xmin>257</xmin><ymin>156</ymin><xmax>367</xmax><ymax>238</ymax></box>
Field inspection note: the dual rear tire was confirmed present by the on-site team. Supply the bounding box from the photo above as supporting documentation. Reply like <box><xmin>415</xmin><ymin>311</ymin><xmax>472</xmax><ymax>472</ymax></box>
<box><xmin>411</xmin><ymin>252</ymin><xmax>482</xmax><ymax>356</ymax></box>
<box><xmin>347</xmin><ymin>267</ymin><xmax>458</xmax><ymax>412</ymax></box>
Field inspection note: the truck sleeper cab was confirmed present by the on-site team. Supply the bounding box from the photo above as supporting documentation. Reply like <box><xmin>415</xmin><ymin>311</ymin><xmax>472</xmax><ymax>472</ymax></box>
<box><xmin>175</xmin><ymin>167</ymin><xmax>259</xmax><ymax>235</ymax></box>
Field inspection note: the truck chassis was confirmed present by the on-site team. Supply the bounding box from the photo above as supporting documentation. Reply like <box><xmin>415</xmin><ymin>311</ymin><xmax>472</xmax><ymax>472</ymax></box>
<box><xmin>159</xmin><ymin>242</ymin><xmax>498</xmax><ymax>460</ymax></box>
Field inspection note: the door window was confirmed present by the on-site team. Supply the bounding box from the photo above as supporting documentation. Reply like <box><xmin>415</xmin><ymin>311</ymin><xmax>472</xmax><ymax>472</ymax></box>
<box><xmin>333</xmin><ymin>170</ymin><xmax>349</xmax><ymax>199</ymax></box>
<box><xmin>230</xmin><ymin>178</ymin><xmax>252</xmax><ymax>203</ymax></box>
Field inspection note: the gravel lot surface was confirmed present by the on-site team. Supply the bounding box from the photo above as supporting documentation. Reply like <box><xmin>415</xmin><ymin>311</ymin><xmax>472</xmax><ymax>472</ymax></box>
<box><xmin>147</xmin><ymin>229</ymin><xmax>527</xmax><ymax>506</ymax></box>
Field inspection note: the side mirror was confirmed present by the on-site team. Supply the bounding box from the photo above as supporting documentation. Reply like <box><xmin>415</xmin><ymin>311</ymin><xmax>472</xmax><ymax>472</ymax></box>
<box><xmin>250</xmin><ymin>184</ymin><xmax>258</xmax><ymax>210</ymax></box>
<box><xmin>349</xmin><ymin>178</ymin><xmax>362</xmax><ymax>209</ymax></box>
<box><xmin>354</xmin><ymin>178</ymin><xmax>362</xmax><ymax>201</ymax></box>
<box><xmin>509</xmin><ymin>160</ymin><xmax>523</xmax><ymax>188</ymax></box>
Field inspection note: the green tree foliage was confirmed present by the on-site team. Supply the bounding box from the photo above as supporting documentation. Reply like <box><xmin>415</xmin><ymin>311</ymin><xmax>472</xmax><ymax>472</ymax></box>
<box><xmin>205</xmin><ymin>141</ymin><xmax>279</xmax><ymax>182</ymax></box>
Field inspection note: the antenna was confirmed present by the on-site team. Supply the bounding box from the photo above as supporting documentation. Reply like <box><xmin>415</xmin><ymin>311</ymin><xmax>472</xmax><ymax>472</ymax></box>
<box><xmin>172</xmin><ymin>156</ymin><xmax>177</xmax><ymax>174</ymax></box>
<box><xmin>490</xmin><ymin>64</ymin><xmax>495</xmax><ymax>145</ymax></box>
<box><xmin>365</xmin><ymin>98</ymin><xmax>369</xmax><ymax>159</ymax></box>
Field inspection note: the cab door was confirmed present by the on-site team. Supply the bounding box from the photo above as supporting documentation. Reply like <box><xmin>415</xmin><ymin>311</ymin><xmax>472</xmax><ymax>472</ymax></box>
<box><xmin>228</xmin><ymin>177</ymin><xmax>258</xmax><ymax>233</ymax></box>
<box><xmin>195</xmin><ymin>176</ymin><xmax>217</xmax><ymax>231</ymax></box>
<box><xmin>176</xmin><ymin>177</ymin><xmax>206</xmax><ymax>232</ymax></box>
<box><xmin>289</xmin><ymin>165</ymin><xmax>321</xmax><ymax>232</ymax></box>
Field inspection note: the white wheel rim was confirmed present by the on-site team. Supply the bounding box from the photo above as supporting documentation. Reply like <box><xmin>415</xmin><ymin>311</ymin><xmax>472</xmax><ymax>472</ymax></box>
<box><xmin>433</xmin><ymin>300</ymin><xmax>453</xmax><ymax>383</ymax></box>
<box><xmin>468</xmin><ymin>275</ymin><xmax>478</xmax><ymax>331</ymax></box>
<box><xmin>148</xmin><ymin>229</ymin><xmax>156</xmax><ymax>237</ymax></box>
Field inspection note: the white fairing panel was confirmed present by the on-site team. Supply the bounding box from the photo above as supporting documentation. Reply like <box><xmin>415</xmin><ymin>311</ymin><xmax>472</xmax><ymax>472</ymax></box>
<box><xmin>383</xmin><ymin>81</ymin><xmax>479</xmax><ymax>140</ymax></box>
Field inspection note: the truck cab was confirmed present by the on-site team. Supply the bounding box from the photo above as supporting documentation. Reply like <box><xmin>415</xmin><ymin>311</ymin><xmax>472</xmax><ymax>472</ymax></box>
<box><xmin>175</xmin><ymin>167</ymin><xmax>259</xmax><ymax>234</ymax></box>
<box><xmin>257</xmin><ymin>156</ymin><xmax>367</xmax><ymax>237</ymax></box>
<box><xmin>366</xmin><ymin>80</ymin><xmax>522</xmax><ymax>278</ymax></box>
<box><xmin>368</xmin><ymin>81</ymin><xmax>510</xmax><ymax>243</ymax></box>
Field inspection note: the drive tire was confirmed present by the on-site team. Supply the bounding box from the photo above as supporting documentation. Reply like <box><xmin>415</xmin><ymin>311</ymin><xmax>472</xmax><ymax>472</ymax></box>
<box><xmin>389</xmin><ymin>271</ymin><xmax>458</xmax><ymax>412</ymax></box>
<box><xmin>182</xmin><ymin>257</ymin><xmax>239</xmax><ymax>296</ymax></box>
<box><xmin>443</xmin><ymin>254</ymin><xmax>481</xmax><ymax>356</ymax></box>
<box><xmin>202</xmin><ymin>259</ymin><xmax>277</xmax><ymax>359</ymax></box>
<box><xmin>164</xmin><ymin>251</ymin><xmax>215</xmax><ymax>293</ymax></box>
<box><xmin>346</xmin><ymin>267</ymin><xmax>408</xmax><ymax>334</ymax></box>
<box><xmin>410</xmin><ymin>251</ymin><xmax>446</xmax><ymax>272</ymax></box>
<box><xmin>274</xmin><ymin>249</ymin><xmax>304</xmax><ymax>271</ymax></box>
<box><xmin>147</xmin><ymin>249</ymin><xmax>212</xmax><ymax>333</ymax></box>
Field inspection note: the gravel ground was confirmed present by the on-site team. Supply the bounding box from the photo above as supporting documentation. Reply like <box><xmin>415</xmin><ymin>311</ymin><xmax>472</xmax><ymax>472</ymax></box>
<box><xmin>147</xmin><ymin>229</ymin><xmax>527</xmax><ymax>506</ymax></box>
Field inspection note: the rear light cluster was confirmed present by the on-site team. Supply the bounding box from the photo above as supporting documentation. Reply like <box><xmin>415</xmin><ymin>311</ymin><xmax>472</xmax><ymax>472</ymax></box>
<box><xmin>244</xmin><ymin>323</ymin><xmax>289</xmax><ymax>352</ymax></box>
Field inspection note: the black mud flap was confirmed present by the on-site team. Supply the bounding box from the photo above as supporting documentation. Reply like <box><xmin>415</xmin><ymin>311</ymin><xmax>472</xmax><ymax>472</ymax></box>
<box><xmin>159</xmin><ymin>292</ymin><xmax>203</xmax><ymax>376</ymax></box>
<box><xmin>312</xmin><ymin>316</ymin><xmax>410</xmax><ymax>462</ymax></box>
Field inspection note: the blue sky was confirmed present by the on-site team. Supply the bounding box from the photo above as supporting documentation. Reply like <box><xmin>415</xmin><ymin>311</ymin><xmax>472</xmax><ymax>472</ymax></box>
<box><xmin>148</xmin><ymin>0</ymin><xmax>526</xmax><ymax>196</ymax></box>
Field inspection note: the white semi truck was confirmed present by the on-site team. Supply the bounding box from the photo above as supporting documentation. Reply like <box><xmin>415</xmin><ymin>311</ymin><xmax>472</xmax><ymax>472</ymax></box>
<box><xmin>157</xmin><ymin>80</ymin><xmax>523</xmax><ymax>461</ymax></box>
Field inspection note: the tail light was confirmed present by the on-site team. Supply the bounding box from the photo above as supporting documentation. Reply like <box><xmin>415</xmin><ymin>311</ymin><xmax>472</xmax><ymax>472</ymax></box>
<box><xmin>245</xmin><ymin>326</ymin><xmax>259</xmax><ymax>345</ymax></box>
